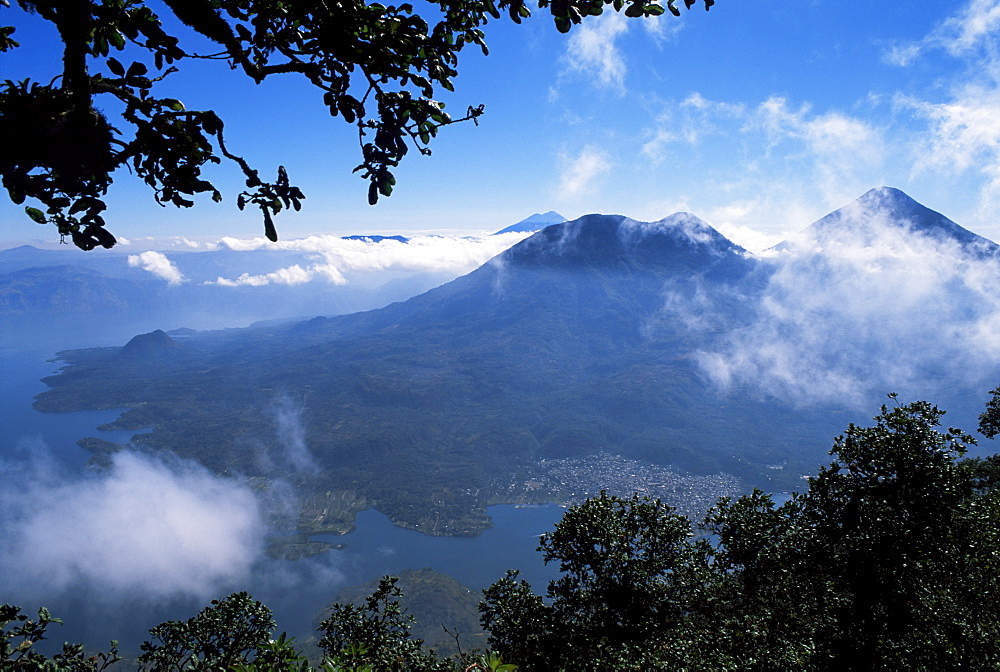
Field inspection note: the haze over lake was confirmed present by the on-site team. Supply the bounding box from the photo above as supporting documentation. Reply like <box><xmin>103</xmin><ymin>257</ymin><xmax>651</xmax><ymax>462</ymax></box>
<box><xmin>1</xmin><ymin>346</ymin><xmax>565</xmax><ymax>653</ymax></box>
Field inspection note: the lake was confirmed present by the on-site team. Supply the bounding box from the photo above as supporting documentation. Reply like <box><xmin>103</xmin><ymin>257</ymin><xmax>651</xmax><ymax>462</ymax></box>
<box><xmin>0</xmin><ymin>343</ymin><xmax>563</xmax><ymax>655</ymax></box>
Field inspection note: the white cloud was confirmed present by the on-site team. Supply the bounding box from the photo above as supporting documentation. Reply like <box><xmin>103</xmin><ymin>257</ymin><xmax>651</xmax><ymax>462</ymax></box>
<box><xmin>642</xmin><ymin>12</ymin><xmax>685</xmax><ymax>44</ymax></box>
<box><xmin>206</xmin><ymin>233</ymin><xmax>531</xmax><ymax>287</ymax></box>
<box><xmin>696</xmin><ymin>200</ymin><xmax>1000</xmax><ymax>406</ymax></box>
<box><xmin>947</xmin><ymin>0</ymin><xmax>1000</xmax><ymax>54</ymax></box>
<box><xmin>760</xmin><ymin>99</ymin><xmax>884</xmax><ymax>207</ymax></box>
<box><xmin>211</xmin><ymin>263</ymin><xmax>327</xmax><ymax>287</ymax></box>
<box><xmin>713</xmin><ymin>221</ymin><xmax>786</xmax><ymax>254</ymax></box>
<box><xmin>641</xmin><ymin>93</ymin><xmax>745</xmax><ymax>165</ymax></box>
<box><xmin>900</xmin><ymin>86</ymin><xmax>1000</xmax><ymax>215</ymax></box>
<box><xmin>127</xmin><ymin>250</ymin><xmax>186</xmax><ymax>285</ymax></box>
<box><xmin>886</xmin><ymin>0</ymin><xmax>1000</xmax><ymax>64</ymax></box>
<box><xmin>562</xmin><ymin>13</ymin><xmax>630</xmax><ymax>92</ymax></box>
<box><xmin>751</xmin><ymin>97</ymin><xmax>883</xmax><ymax>171</ymax></box>
<box><xmin>122</xmin><ymin>236</ymin><xmax>221</xmax><ymax>251</ymax></box>
<box><xmin>271</xmin><ymin>395</ymin><xmax>319</xmax><ymax>475</ymax></box>
<box><xmin>639</xmin><ymin>93</ymin><xmax>886</xmax><ymax>240</ymax></box>
<box><xmin>0</xmin><ymin>450</ymin><xmax>264</xmax><ymax>600</ymax></box>
<box><xmin>558</xmin><ymin>146</ymin><xmax>612</xmax><ymax>200</ymax></box>
<box><xmin>883</xmin><ymin>42</ymin><xmax>923</xmax><ymax>68</ymax></box>
<box><xmin>641</xmin><ymin>93</ymin><xmax>883</xmax><ymax>207</ymax></box>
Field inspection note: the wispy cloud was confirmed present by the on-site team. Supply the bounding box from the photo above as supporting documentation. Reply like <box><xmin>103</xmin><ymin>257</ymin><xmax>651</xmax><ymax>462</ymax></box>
<box><xmin>270</xmin><ymin>394</ymin><xmax>319</xmax><ymax>475</ymax></box>
<box><xmin>748</xmin><ymin>97</ymin><xmax>885</xmax><ymax>204</ymax></box>
<box><xmin>640</xmin><ymin>93</ymin><xmax>886</xmax><ymax>230</ymax></box>
<box><xmin>875</xmin><ymin>0</ymin><xmax>1000</xmax><ymax>229</ymax></box>
<box><xmin>121</xmin><ymin>236</ymin><xmax>219</xmax><ymax>251</ymax></box>
<box><xmin>643</xmin><ymin>94</ymin><xmax>884</xmax><ymax>185</ymax></box>
<box><xmin>884</xmin><ymin>0</ymin><xmax>1000</xmax><ymax>65</ymax></box>
<box><xmin>127</xmin><ymin>250</ymin><xmax>186</xmax><ymax>285</ymax></box>
<box><xmin>557</xmin><ymin>146</ymin><xmax>612</xmax><ymax>200</ymax></box>
<box><xmin>641</xmin><ymin>93</ymin><xmax>745</xmax><ymax>165</ymax></box>
<box><xmin>641</xmin><ymin>12</ymin><xmax>686</xmax><ymax>45</ymax></box>
<box><xmin>898</xmin><ymin>85</ymin><xmax>1000</xmax><ymax>214</ymax></box>
<box><xmin>562</xmin><ymin>13</ymin><xmax>630</xmax><ymax>92</ymax></box>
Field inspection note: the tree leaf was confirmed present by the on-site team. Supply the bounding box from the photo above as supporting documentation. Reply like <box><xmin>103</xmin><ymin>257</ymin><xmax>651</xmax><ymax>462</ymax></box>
<box><xmin>263</xmin><ymin>207</ymin><xmax>277</xmax><ymax>241</ymax></box>
<box><xmin>24</xmin><ymin>206</ymin><xmax>46</xmax><ymax>223</ymax></box>
<box><xmin>107</xmin><ymin>57</ymin><xmax>125</xmax><ymax>76</ymax></box>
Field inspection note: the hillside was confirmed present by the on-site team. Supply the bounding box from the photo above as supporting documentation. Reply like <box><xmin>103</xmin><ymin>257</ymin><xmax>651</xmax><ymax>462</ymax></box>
<box><xmin>33</xmin><ymin>189</ymin><xmax>1000</xmax><ymax>537</ymax></box>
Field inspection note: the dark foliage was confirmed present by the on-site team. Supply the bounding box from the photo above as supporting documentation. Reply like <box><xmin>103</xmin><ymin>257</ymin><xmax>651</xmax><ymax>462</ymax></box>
<box><xmin>317</xmin><ymin>576</ymin><xmax>455</xmax><ymax>671</ymax></box>
<box><xmin>137</xmin><ymin>592</ymin><xmax>278</xmax><ymax>671</ymax></box>
<box><xmin>1</xmin><ymin>604</ymin><xmax>119</xmax><ymax>671</ymax></box>
<box><xmin>0</xmin><ymin>0</ymin><xmax>713</xmax><ymax>248</ymax></box>
<box><xmin>483</xmin><ymin>398</ymin><xmax>1000</xmax><ymax>670</ymax></box>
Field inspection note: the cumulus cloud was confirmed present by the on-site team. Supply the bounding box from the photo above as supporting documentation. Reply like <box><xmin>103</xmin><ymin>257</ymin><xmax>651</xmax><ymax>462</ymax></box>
<box><xmin>127</xmin><ymin>250</ymin><xmax>186</xmax><ymax>285</ymax></box>
<box><xmin>211</xmin><ymin>263</ymin><xmax>334</xmax><ymax>287</ymax></box>
<box><xmin>695</xmin><ymin>200</ymin><xmax>1000</xmax><ymax>407</ymax></box>
<box><xmin>0</xmin><ymin>449</ymin><xmax>264</xmax><ymax>600</ymax></box>
<box><xmin>558</xmin><ymin>146</ymin><xmax>612</xmax><ymax>200</ymax></box>
<box><xmin>207</xmin><ymin>233</ymin><xmax>529</xmax><ymax>287</ymax></box>
<box><xmin>562</xmin><ymin>13</ymin><xmax>630</xmax><ymax>92</ymax></box>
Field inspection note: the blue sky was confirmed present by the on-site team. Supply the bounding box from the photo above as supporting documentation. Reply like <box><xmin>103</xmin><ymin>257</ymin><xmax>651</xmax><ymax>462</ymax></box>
<box><xmin>3</xmin><ymin>0</ymin><xmax>1000</xmax><ymax>250</ymax></box>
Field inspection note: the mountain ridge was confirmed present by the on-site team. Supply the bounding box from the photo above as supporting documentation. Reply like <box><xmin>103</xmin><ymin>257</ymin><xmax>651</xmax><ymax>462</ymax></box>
<box><xmin>31</xmin><ymin>187</ymin><xmax>1000</xmax><ymax>537</ymax></box>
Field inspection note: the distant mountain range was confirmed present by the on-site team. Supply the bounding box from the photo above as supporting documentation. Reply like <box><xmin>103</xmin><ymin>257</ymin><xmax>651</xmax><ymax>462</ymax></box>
<box><xmin>493</xmin><ymin>211</ymin><xmax>566</xmax><ymax>235</ymax></box>
<box><xmin>0</xmin><ymin>225</ymin><xmax>537</xmax><ymax>348</ymax></box>
<box><xmin>33</xmin><ymin>188</ymin><xmax>1000</xmax><ymax>535</ymax></box>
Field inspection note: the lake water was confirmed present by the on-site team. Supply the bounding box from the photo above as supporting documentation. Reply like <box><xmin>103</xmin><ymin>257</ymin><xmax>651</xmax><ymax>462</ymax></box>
<box><xmin>0</xmin><ymin>343</ymin><xmax>563</xmax><ymax>655</ymax></box>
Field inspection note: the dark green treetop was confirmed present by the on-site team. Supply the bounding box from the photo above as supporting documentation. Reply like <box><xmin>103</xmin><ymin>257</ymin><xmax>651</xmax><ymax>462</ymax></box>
<box><xmin>1</xmin><ymin>603</ymin><xmax>119</xmax><ymax>671</ymax></box>
<box><xmin>317</xmin><ymin>576</ymin><xmax>455</xmax><ymax>672</ymax></box>
<box><xmin>481</xmin><ymin>492</ymin><xmax>714</xmax><ymax>670</ymax></box>
<box><xmin>137</xmin><ymin>591</ymin><xmax>278</xmax><ymax>671</ymax></box>
<box><xmin>703</xmin><ymin>398</ymin><xmax>1000</xmax><ymax>670</ymax></box>
<box><xmin>484</xmin><ymin>398</ymin><xmax>1000</xmax><ymax>670</ymax></box>
<box><xmin>0</xmin><ymin>0</ymin><xmax>714</xmax><ymax>250</ymax></box>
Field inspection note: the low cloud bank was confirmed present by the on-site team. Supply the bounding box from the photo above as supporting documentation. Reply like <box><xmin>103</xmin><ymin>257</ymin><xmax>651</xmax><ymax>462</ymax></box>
<box><xmin>212</xmin><ymin>263</ymin><xmax>341</xmax><ymax>287</ymax></box>
<box><xmin>0</xmin><ymin>448</ymin><xmax>264</xmax><ymax>601</ymax></box>
<box><xmin>208</xmin><ymin>232</ymin><xmax>531</xmax><ymax>287</ymax></box>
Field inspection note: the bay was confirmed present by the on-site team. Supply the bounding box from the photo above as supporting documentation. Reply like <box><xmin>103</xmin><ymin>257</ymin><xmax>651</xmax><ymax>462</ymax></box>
<box><xmin>0</xmin><ymin>345</ymin><xmax>562</xmax><ymax>655</ymax></box>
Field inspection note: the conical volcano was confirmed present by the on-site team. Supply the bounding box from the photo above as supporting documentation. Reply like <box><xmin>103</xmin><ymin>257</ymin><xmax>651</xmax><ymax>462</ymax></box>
<box><xmin>773</xmin><ymin>186</ymin><xmax>1000</xmax><ymax>257</ymax></box>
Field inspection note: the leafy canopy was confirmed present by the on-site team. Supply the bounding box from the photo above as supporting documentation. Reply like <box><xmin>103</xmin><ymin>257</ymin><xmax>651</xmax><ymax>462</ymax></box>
<box><xmin>483</xmin><ymin>398</ymin><xmax>1000</xmax><ymax>670</ymax></box>
<box><xmin>137</xmin><ymin>591</ymin><xmax>278</xmax><ymax>671</ymax></box>
<box><xmin>0</xmin><ymin>0</ymin><xmax>714</xmax><ymax>250</ymax></box>
<box><xmin>1</xmin><ymin>603</ymin><xmax>119</xmax><ymax>671</ymax></box>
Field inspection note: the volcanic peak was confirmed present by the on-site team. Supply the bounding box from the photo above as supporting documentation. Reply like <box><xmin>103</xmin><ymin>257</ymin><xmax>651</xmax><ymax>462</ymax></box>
<box><xmin>776</xmin><ymin>186</ymin><xmax>999</xmax><ymax>257</ymax></box>
<box><xmin>500</xmin><ymin>212</ymin><xmax>747</xmax><ymax>274</ymax></box>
